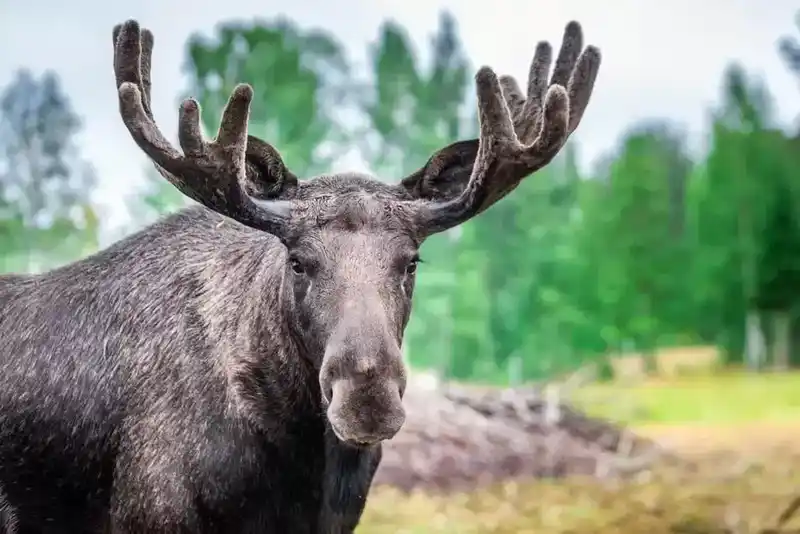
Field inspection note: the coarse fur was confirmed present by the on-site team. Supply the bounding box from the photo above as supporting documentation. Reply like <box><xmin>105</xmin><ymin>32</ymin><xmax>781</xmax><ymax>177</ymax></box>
<box><xmin>0</xmin><ymin>18</ymin><xmax>601</xmax><ymax>534</ymax></box>
<box><xmin>0</xmin><ymin>195</ymin><xmax>388</xmax><ymax>533</ymax></box>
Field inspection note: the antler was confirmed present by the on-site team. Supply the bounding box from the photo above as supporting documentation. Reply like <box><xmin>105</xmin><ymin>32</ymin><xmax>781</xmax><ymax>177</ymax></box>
<box><xmin>414</xmin><ymin>22</ymin><xmax>601</xmax><ymax>234</ymax></box>
<box><xmin>112</xmin><ymin>20</ymin><xmax>298</xmax><ymax>236</ymax></box>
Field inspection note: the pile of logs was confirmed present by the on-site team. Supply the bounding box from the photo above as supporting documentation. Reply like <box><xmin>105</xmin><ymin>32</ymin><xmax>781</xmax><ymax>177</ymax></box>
<box><xmin>373</xmin><ymin>383</ymin><xmax>664</xmax><ymax>492</ymax></box>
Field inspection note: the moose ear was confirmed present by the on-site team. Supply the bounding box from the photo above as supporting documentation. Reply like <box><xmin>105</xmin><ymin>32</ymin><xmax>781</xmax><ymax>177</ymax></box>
<box><xmin>398</xmin><ymin>139</ymin><xmax>479</xmax><ymax>203</ymax></box>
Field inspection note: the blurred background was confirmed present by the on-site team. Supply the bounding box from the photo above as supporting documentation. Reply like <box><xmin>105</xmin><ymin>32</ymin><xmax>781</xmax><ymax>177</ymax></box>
<box><xmin>2</xmin><ymin>0</ymin><xmax>800</xmax><ymax>532</ymax></box>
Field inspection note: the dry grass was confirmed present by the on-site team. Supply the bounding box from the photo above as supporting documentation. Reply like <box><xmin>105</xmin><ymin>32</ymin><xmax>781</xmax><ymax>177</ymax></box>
<box><xmin>358</xmin><ymin>442</ymin><xmax>800</xmax><ymax>533</ymax></box>
<box><xmin>357</xmin><ymin>370</ymin><xmax>800</xmax><ymax>533</ymax></box>
<box><xmin>571</xmin><ymin>370</ymin><xmax>800</xmax><ymax>425</ymax></box>
<box><xmin>637</xmin><ymin>420</ymin><xmax>800</xmax><ymax>456</ymax></box>
<box><xmin>607</xmin><ymin>345</ymin><xmax>723</xmax><ymax>380</ymax></box>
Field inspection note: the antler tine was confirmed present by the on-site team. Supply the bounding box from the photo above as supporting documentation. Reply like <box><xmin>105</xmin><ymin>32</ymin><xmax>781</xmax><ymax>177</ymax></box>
<box><xmin>113</xmin><ymin>23</ymin><xmax>154</xmax><ymax>119</ymax></box>
<box><xmin>499</xmin><ymin>75</ymin><xmax>525</xmax><ymax>118</ymax></box>
<box><xmin>518</xmin><ymin>41</ymin><xmax>554</xmax><ymax>143</ymax></box>
<box><xmin>419</xmin><ymin>68</ymin><xmax>569</xmax><ymax>234</ymax></box>
<box><xmin>113</xmin><ymin>21</ymin><xmax>183</xmax><ymax>170</ymax></box>
<box><xmin>112</xmin><ymin>20</ymin><xmax>297</xmax><ymax>237</ymax></box>
<box><xmin>114</xmin><ymin>22</ymin><xmax>173</xmax><ymax>188</ymax></box>
<box><xmin>566</xmin><ymin>45</ymin><xmax>601</xmax><ymax>133</ymax></box>
<box><xmin>415</xmin><ymin>21</ymin><xmax>600</xmax><ymax>235</ymax></box>
<box><xmin>501</xmin><ymin>21</ymin><xmax>589</xmax><ymax>142</ymax></box>
<box><xmin>551</xmin><ymin>21</ymin><xmax>583</xmax><ymax>89</ymax></box>
<box><xmin>177</xmin><ymin>98</ymin><xmax>206</xmax><ymax>158</ymax></box>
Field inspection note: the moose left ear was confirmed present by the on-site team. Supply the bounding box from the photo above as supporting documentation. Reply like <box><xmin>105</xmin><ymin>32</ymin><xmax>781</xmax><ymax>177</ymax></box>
<box><xmin>397</xmin><ymin>139</ymin><xmax>479</xmax><ymax>203</ymax></box>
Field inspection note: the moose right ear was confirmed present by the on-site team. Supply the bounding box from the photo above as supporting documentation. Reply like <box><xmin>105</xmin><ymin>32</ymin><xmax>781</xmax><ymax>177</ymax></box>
<box><xmin>242</xmin><ymin>135</ymin><xmax>299</xmax><ymax>200</ymax></box>
<box><xmin>397</xmin><ymin>139</ymin><xmax>479</xmax><ymax>204</ymax></box>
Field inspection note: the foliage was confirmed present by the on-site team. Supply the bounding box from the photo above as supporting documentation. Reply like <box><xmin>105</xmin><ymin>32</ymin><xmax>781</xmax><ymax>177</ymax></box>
<box><xmin>5</xmin><ymin>10</ymin><xmax>800</xmax><ymax>382</ymax></box>
<box><xmin>352</xmin><ymin>12</ymin><xmax>478</xmax><ymax>376</ymax></box>
<box><xmin>779</xmin><ymin>12</ymin><xmax>800</xmax><ymax>83</ymax></box>
<box><xmin>184</xmin><ymin>18</ymin><xmax>350</xmax><ymax>177</ymax></box>
<box><xmin>0</xmin><ymin>69</ymin><xmax>99</xmax><ymax>273</ymax></box>
<box><xmin>125</xmin><ymin>165</ymin><xmax>192</xmax><ymax>226</ymax></box>
<box><xmin>358</xmin><ymin>11</ymin><xmax>474</xmax><ymax>176</ymax></box>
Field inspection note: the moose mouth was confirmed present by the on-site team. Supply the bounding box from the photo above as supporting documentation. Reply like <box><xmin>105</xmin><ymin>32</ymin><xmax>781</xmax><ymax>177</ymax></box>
<box><xmin>329</xmin><ymin>423</ymin><xmax>382</xmax><ymax>449</ymax></box>
<box><xmin>323</xmin><ymin>376</ymin><xmax>406</xmax><ymax>448</ymax></box>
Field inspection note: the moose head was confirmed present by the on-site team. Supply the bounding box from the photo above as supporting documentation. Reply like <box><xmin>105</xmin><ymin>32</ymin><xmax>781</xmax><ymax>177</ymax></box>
<box><xmin>111</xmin><ymin>20</ymin><xmax>601</xmax><ymax>447</ymax></box>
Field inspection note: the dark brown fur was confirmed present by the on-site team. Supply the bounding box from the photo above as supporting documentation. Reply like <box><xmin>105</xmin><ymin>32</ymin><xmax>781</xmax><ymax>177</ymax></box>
<box><xmin>0</xmin><ymin>196</ymin><xmax>400</xmax><ymax>533</ymax></box>
<box><xmin>0</xmin><ymin>18</ymin><xmax>601</xmax><ymax>534</ymax></box>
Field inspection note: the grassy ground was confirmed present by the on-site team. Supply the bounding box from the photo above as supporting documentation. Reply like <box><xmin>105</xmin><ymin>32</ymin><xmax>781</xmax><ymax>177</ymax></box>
<box><xmin>360</xmin><ymin>460</ymin><xmax>800</xmax><ymax>533</ymax></box>
<box><xmin>572</xmin><ymin>370</ymin><xmax>800</xmax><ymax>425</ymax></box>
<box><xmin>356</xmin><ymin>371</ymin><xmax>800</xmax><ymax>533</ymax></box>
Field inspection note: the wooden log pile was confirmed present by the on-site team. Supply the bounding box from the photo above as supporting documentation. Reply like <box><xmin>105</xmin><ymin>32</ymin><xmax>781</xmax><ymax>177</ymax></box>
<box><xmin>373</xmin><ymin>384</ymin><xmax>665</xmax><ymax>492</ymax></box>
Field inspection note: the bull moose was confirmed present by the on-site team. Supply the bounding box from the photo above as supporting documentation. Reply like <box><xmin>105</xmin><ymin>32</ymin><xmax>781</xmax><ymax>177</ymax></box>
<box><xmin>0</xmin><ymin>18</ymin><xmax>601</xmax><ymax>534</ymax></box>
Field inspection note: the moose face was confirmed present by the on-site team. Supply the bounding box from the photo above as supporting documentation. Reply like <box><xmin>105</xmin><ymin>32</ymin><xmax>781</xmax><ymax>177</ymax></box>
<box><xmin>280</xmin><ymin>176</ymin><xmax>421</xmax><ymax>446</ymax></box>
<box><xmin>112</xmin><ymin>19</ymin><xmax>601</xmax><ymax>447</ymax></box>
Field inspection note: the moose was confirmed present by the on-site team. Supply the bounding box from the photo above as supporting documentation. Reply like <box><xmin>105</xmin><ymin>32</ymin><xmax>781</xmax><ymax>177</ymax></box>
<box><xmin>0</xmin><ymin>18</ymin><xmax>601</xmax><ymax>534</ymax></box>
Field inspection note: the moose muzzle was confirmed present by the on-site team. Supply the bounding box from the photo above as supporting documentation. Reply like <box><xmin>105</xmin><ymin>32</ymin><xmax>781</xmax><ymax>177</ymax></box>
<box><xmin>319</xmin><ymin>310</ymin><xmax>407</xmax><ymax>446</ymax></box>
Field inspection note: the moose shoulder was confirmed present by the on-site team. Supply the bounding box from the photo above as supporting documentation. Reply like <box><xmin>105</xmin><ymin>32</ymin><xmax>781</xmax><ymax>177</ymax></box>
<box><xmin>0</xmin><ymin>19</ymin><xmax>601</xmax><ymax>534</ymax></box>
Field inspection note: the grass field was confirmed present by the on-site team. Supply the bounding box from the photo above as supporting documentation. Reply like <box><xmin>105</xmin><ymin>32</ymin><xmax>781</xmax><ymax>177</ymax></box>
<box><xmin>572</xmin><ymin>370</ymin><xmax>800</xmax><ymax>425</ymax></box>
<box><xmin>359</xmin><ymin>459</ymin><xmax>800</xmax><ymax>533</ymax></box>
<box><xmin>356</xmin><ymin>371</ymin><xmax>800</xmax><ymax>533</ymax></box>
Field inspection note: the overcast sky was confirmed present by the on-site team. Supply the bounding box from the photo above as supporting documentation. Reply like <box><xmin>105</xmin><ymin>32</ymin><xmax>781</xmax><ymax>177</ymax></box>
<box><xmin>1</xmin><ymin>0</ymin><xmax>799</xmax><ymax>233</ymax></box>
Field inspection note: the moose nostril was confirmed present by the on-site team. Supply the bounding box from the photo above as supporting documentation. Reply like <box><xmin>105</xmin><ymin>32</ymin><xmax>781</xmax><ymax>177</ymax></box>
<box><xmin>323</xmin><ymin>384</ymin><xmax>333</xmax><ymax>403</ymax></box>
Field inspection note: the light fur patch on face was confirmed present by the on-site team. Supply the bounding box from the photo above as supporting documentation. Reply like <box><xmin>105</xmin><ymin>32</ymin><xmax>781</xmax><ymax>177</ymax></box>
<box><xmin>353</xmin><ymin>352</ymin><xmax>379</xmax><ymax>375</ymax></box>
<box><xmin>399</xmin><ymin>272</ymin><xmax>409</xmax><ymax>298</ymax></box>
<box><xmin>249</xmin><ymin>198</ymin><xmax>295</xmax><ymax>218</ymax></box>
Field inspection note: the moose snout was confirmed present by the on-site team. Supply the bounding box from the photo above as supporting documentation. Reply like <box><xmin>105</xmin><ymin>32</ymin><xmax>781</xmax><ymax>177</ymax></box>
<box><xmin>320</xmin><ymin>346</ymin><xmax>407</xmax><ymax>446</ymax></box>
<box><xmin>325</xmin><ymin>378</ymin><xmax>406</xmax><ymax>446</ymax></box>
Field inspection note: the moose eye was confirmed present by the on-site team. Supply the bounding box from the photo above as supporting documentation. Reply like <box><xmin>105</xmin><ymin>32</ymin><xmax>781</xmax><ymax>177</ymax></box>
<box><xmin>405</xmin><ymin>257</ymin><xmax>421</xmax><ymax>276</ymax></box>
<box><xmin>290</xmin><ymin>258</ymin><xmax>306</xmax><ymax>276</ymax></box>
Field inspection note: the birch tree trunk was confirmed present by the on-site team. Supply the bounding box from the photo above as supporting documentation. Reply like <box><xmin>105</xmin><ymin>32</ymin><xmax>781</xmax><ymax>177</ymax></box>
<box><xmin>772</xmin><ymin>310</ymin><xmax>791</xmax><ymax>371</ymax></box>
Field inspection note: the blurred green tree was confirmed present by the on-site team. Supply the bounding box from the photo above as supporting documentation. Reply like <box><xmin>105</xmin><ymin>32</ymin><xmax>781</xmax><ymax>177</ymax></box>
<box><xmin>0</xmin><ymin>69</ymin><xmax>99</xmax><ymax>273</ymax></box>
<box><xmin>356</xmin><ymin>12</ymin><xmax>479</xmax><ymax>378</ymax></box>
<box><xmin>184</xmin><ymin>17</ymin><xmax>350</xmax><ymax>177</ymax></box>
<box><xmin>120</xmin><ymin>12</ymin><xmax>800</xmax><ymax>383</ymax></box>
